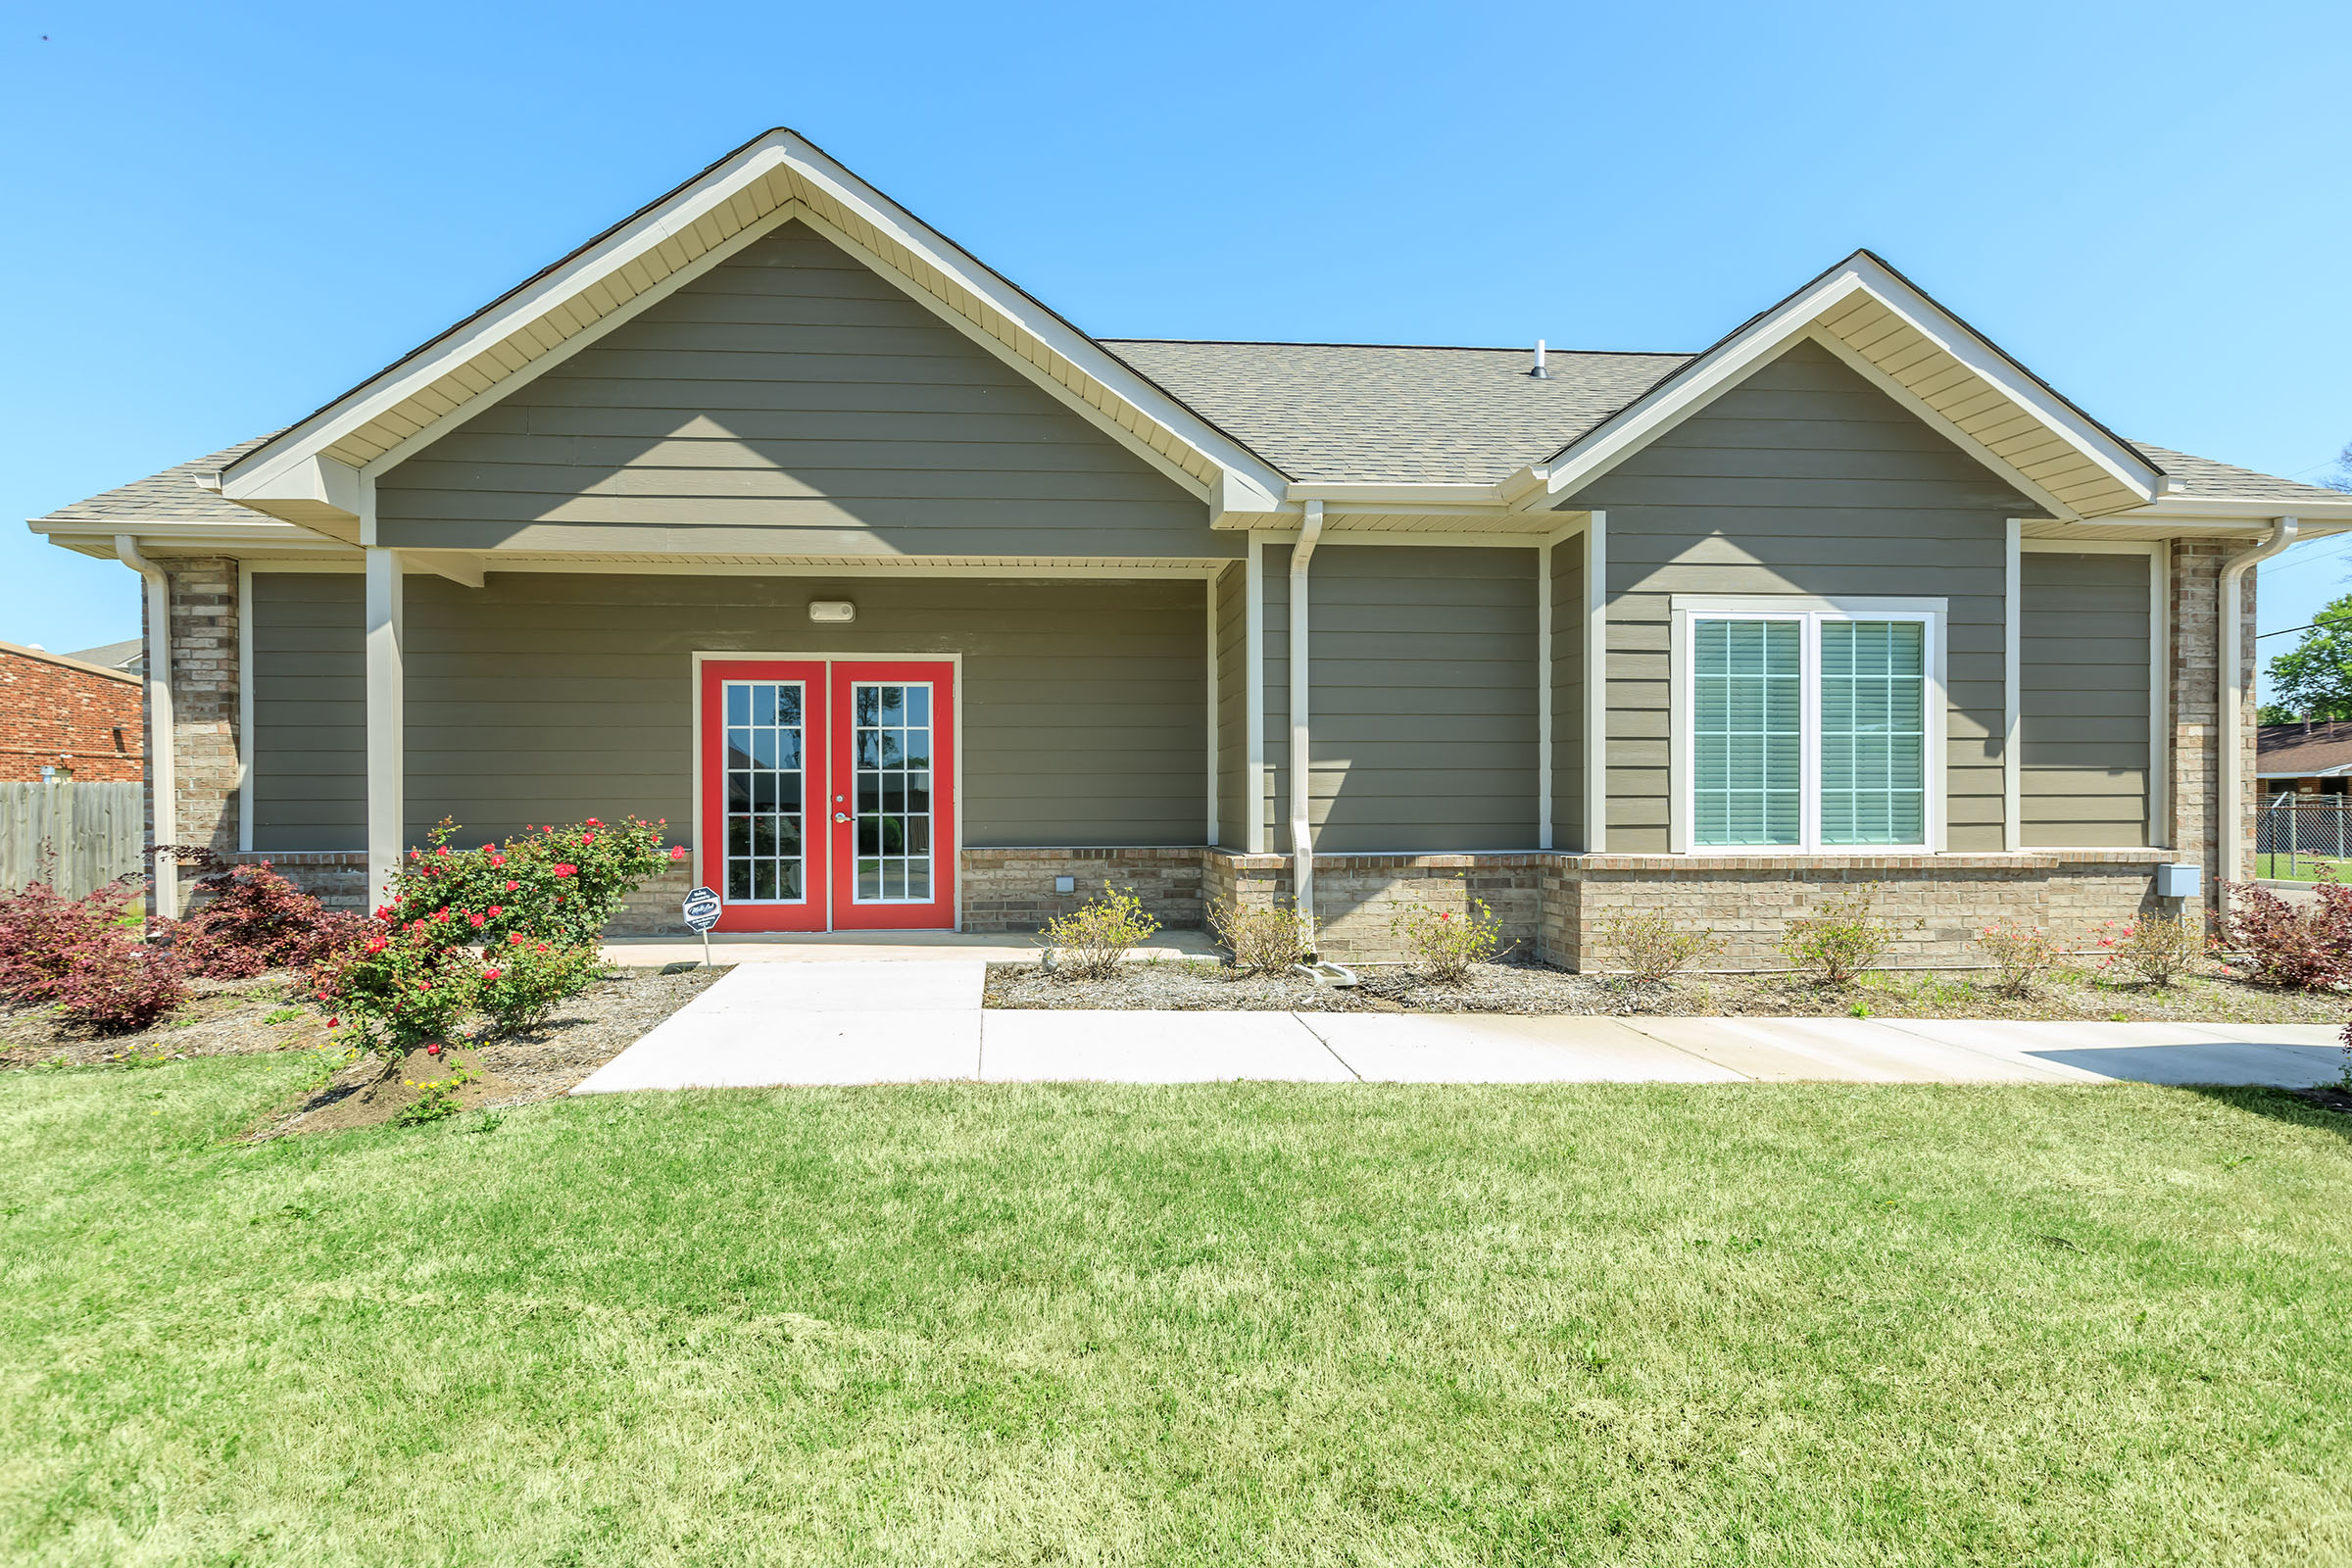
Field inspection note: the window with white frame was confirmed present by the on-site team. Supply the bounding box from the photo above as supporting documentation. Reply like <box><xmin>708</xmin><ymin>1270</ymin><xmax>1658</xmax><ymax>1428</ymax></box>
<box><xmin>1672</xmin><ymin>598</ymin><xmax>1944</xmax><ymax>853</ymax></box>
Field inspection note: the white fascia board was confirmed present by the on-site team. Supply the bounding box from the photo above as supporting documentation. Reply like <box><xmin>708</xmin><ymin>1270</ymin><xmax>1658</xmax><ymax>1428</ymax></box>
<box><xmin>31</xmin><ymin>518</ymin><xmax>362</xmax><ymax>557</ymax></box>
<box><xmin>220</xmin><ymin>128</ymin><xmax>1289</xmax><ymax>520</ymax></box>
<box><xmin>786</xmin><ymin>137</ymin><xmax>1290</xmax><ymax>504</ymax></box>
<box><xmin>218</xmin><ymin>451</ymin><xmax>364</xmax><ymax>522</ymax></box>
<box><xmin>221</xmin><ymin>134</ymin><xmax>800</xmax><ymax>495</ymax></box>
<box><xmin>1501</xmin><ymin>257</ymin><xmax>2161</xmax><ymax>514</ymax></box>
<box><xmin>2111</xmin><ymin>498</ymin><xmax>2352</xmax><ymax>522</ymax></box>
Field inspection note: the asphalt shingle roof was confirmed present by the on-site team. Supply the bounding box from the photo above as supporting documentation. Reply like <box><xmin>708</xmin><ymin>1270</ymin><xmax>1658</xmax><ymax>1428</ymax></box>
<box><xmin>32</xmin><ymin>435</ymin><xmax>279</xmax><ymax>526</ymax></box>
<box><xmin>1104</xmin><ymin>340</ymin><xmax>1692</xmax><ymax>485</ymax></box>
<box><xmin>2128</xmin><ymin>443</ymin><xmax>2352</xmax><ymax>508</ymax></box>
<box><xmin>27</xmin><ymin>361</ymin><xmax>2345</xmax><ymax>520</ymax></box>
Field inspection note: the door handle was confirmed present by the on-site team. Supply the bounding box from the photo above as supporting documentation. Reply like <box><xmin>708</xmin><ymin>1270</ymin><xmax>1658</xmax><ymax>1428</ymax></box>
<box><xmin>833</xmin><ymin>812</ymin><xmax>850</xmax><ymax>823</ymax></box>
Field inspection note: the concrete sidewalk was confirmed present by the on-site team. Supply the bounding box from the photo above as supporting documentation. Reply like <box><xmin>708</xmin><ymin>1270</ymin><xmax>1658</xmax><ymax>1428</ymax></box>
<box><xmin>571</xmin><ymin>960</ymin><xmax>2344</xmax><ymax>1094</ymax></box>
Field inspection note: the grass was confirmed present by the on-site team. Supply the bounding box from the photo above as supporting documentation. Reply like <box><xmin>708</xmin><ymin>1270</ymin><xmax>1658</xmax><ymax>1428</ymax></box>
<box><xmin>2255</xmin><ymin>852</ymin><xmax>2352</xmax><ymax>883</ymax></box>
<box><xmin>3</xmin><ymin>1062</ymin><xmax>2350</xmax><ymax>1565</ymax></box>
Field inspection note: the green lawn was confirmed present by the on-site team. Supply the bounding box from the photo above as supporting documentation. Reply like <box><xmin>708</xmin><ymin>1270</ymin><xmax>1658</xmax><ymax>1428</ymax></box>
<box><xmin>2255</xmin><ymin>851</ymin><xmax>2352</xmax><ymax>883</ymax></box>
<box><xmin>4</xmin><ymin>1060</ymin><xmax>2349</xmax><ymax>1566</ymax></box>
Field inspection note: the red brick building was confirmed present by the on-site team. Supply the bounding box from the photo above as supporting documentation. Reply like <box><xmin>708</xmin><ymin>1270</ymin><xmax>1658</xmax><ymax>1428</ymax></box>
<box><xmin>0</xmin><ymin>640</ymin><xmax>142</xmax><ymax>782</ymax></box>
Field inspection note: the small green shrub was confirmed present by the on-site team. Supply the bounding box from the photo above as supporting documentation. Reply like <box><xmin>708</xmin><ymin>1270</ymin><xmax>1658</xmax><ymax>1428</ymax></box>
<box><xmin>397</xmin><ymin>1066</ymin><xmax>479</xmax><ymax>1126</ymax></box>
<box><xmin>1391</xmin><ymin>896</ymin><xmax>1508</xmax><ymax>985</ymax></box>
<box><xmin>2094</xmin><ymin>913</ymin><xmax>2203</xmax><ymax>988</ymax></box>
<box><xmin>1780</xmin><ymin>893</ymin><xmax>1910</xmax><ymax>986</ymax></box>
<box><xmin>1042</xmin><ymin>883</ymin><xmax>1161</xmax><ymax>979</ymax></box>
<box><xmin>1208</xmin><ymin>896</ymin><xmax>1312</xmax><ymax>976</ymax></box>
<box><xmin>1974</xmin><ymin>920</ymin><xmax>2066</xmax><ymax>996</ymax></box>
<box><xmin>477</xmin><ymin>938</ymin><xmax>604</xmax><ymax>1034</ymax></box>
<box><xmin>1598</xmin><ymin>912</ymin><xmax>1724</xmax><ymax>983</ymax></box>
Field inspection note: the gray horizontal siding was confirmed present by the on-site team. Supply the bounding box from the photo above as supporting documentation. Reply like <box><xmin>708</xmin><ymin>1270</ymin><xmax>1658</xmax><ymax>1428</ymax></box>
<box><xmin>251</xmin><ymin>572</ymin><xmax>366</xmax><ymax>852</ymax></box>
<box><xmin>1566</xmin><ymin>338</ymin><xmax>2031</xmax><ymax>853</ymax></box>
<box><xmin>2022</xmin><ymin>551</ymin><xmax>2151</xmax><ymax>847</ymax></box>
<box><xmin>376</xmin><ymin>220</ymin><xmax>1225</xmax><ymax>560</ymax></box>
<box><xmin>1549</xmin><ymin>537</ymin><xmax>1586</xmax><ymax>853</ymax></box>
<box><xmin>248</xmin><ymin>571</ymin><xmax>1207</xmax><ymax>852</ymax></box>
<box><xmin>1263</xmin><ymin>545</ymin><xmax>1539</xmax><ymax>854</ymax></box>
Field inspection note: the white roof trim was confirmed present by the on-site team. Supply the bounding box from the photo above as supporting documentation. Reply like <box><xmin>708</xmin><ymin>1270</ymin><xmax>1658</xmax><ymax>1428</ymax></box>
<box><xmin>1501</xmin><ymin>252</ymin><xmax>2163</xmax><ymax>521</ymax></box>
<box><xmin>220</xmin><ymin>128</ymin><xmax>1289</xmax><ymax>523</ymax></box>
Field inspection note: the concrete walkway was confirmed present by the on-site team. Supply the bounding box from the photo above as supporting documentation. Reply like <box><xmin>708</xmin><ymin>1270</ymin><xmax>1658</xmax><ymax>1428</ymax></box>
<box><xmin>571</xmin><ymin>959</ymin><xmax>2345</xmax><ymax>1094</ymax></box>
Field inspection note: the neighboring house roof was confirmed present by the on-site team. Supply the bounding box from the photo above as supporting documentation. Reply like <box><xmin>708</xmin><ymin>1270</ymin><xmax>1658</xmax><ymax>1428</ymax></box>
<box><xmin>0</xmin><ymin>639</ymin><xmax>140</xmax><ymax>684</ymax></box>
<box><xmin>1102</xmin><ymin>342</ymin><xmax>1692</xmax><ymax>485</ymax></box>
<box><xmin>63</xmin><ymin>638</ymin><xmax>143</xmax><ymax>673</ymax></box>
<box><xmin>2258</xmin><ymin>722</ymin><xmax>2352</xmax><ymax>779</ymax></box>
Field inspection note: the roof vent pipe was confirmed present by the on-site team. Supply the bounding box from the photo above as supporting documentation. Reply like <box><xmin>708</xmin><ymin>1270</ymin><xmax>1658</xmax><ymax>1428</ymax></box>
<box><xmin>1530</xmin><ymin>339</ymin><xmax>1549</xmax><ymax>379</ymax></box>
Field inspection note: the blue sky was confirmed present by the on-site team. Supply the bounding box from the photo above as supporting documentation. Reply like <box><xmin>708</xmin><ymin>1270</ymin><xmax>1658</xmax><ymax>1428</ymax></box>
<box><xmin>4</xmin><ymin>0</ymin><xmax>2347</xmax><ymax>690</ymax></box>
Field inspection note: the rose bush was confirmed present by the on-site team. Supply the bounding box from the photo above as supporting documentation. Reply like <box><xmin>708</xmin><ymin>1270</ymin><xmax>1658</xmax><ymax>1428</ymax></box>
<box><xmin>317</xmin><ymin>814</ymin><xmax>673</xmax><ymax>1051</ymax></box>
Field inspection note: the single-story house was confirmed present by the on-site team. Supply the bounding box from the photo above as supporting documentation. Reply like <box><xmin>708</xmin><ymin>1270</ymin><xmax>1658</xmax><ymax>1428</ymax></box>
<box><xmin>29</xmin><ymin>129</ymin><xmax>2352</xmax><ymax>963</ymax></box>
<box><xmin>0</xmin><ymin>639</ymin><xmax>142</xmax><ymax>784</ymax></box>
<box><xmin>2258</xmin><ymin>720</ymin><xmax>2352</xmax><ymax>798</ymax></box>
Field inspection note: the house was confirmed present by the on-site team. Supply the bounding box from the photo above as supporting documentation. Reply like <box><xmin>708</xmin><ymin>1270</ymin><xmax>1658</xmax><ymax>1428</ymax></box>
<box><xmin>2257</xmin><ymin>720</ymin><xmax>2352</xmax><ymax>798</ymax></box>
<box><xmin>63</xmin><ymin>638</ymin><xmax>145</xmax><ymax>678</ymax></box>
<box><xmin>0</xmin><ymin>640</ymin><xmax>141</xmax><ymax>783</ymax></box>
<box><xmin>27</xmin><ymin>129</ymin><xmax>2352</xmax><ymax>962</ymax></box>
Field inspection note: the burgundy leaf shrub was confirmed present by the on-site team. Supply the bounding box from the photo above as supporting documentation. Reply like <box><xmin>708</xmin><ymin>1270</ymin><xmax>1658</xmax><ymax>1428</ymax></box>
<box><xmin>0</xmin><ymin>880</ymin><xmax>141</xmax><ymax>1004</ymax></box>
<box><xmin>54</xmin><ymin>937</ymin><xmax>188</xmax><ymax>1033</ymax></box>
<box><xmin>2220</xmin><ymin>878</ymin><xmax>2352</xmax><ymax>990</ymax></box>
<box><xmin>167</xmin><ymin>858</ymin><xmax>367</xmax><ymax>978</ymax></box>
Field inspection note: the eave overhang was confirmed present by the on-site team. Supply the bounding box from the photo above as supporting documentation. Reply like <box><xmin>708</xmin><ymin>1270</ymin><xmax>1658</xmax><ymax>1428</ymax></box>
<box><xmin>1498</xmin><ymin>251</ymin><xmax>2167</xmax><ymax>522</ymax></box>
<box><xmin>219</xmin><ymin>127</ymin><xmax>1291</xmax><ymax>531</ymax></box>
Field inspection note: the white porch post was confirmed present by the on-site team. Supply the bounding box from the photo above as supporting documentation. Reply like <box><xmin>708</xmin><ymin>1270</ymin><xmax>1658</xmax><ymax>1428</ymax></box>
<box><xmin>365</xmin><ymin>548</ymin><xmax>405</xmax><ymax>905</ymax></box>
<box><xmin>1585</xmin><ymin>511</ymin><xmax>1608</xmax><ymax>854</ymax></box>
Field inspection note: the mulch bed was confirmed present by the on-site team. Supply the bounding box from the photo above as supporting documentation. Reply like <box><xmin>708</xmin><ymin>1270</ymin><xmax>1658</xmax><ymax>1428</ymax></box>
<box><xmin>2</xmin><ymin>963</ymin><xmax>722</xmax><ymax>1136</ymax></box>
<box><xmin>984</xmin><ymin>955</ymin><xmax>2352</xmax><ymax>1025</ymax></box>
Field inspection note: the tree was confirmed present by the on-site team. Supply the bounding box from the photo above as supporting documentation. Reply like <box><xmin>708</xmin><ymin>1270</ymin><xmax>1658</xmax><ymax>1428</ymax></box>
<box><xmin>2266</xmin><ymin>592</ymin><xmax>2352</xmax><ymax>720</ymax></box>
<box><xmin>2323</xmin><ymin>440</ymin><xmax>2352</xmax><ymax>494</ymax></box>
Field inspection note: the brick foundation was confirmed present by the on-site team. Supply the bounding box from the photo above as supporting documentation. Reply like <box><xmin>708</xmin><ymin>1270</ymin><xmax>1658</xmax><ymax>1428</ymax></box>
<box><xmin>230</xmin><ymin>852</ymin><xmax>370</xmax><ymax>911</ymax></box>
<box><xmin>958</xmin><ymin>847</ymin><xmax>1203</xmax><ymax>934</ymax></box>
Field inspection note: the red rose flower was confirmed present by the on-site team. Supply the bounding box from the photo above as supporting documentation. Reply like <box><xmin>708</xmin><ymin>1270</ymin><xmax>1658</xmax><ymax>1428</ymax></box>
<box><xmin>468</xmin><ymin>912</ymin><xmax>486</xmax><ymax>928</ymax></box>
<box><xmin>508</xmin><ymin>932</ymin><xmax>525</xmax><ymax>945</ymax></box>
<box><xmin>668</xmin><ymin>846</ymin><xmax>688</xmax><ymax>860</ymax></box>
<box><xmin>436</xmin><ymin>846</ymin><xmax>451</xmax><ymax>858</ymax></box>
<box><xmin>486</xmin><ymin>905</ymin><xmax>503</xmax><ymax>917</ymax></box>
<box><xmin>482</xmin><ymin>967</ymin><xmax>502</xmax><ymax>981</ymax></box>
<box><xmin>433</xmin><ymin>907</ymin><xmax>452</xmax><ymax>923</ymax></box>
<box><xmin>489</xmin><ymin>855</ymin><xmax>506</xmax><ymax>868</ymax></box>
<box><xmin>504</xmin><ymin>880</ymin><xmax>519</xmax><ymax>892</ymax></box>
<box><xmin>553</xmin><ymin>863</ymin><xmax>577</xmax><ymax>878</ymax></box>
<box><xmin>586</xmin><ymin>817</ymin><xmax>603</xmax><ymax>827</ymax></box>
<box><xmin>366</xmin><ymin>935</ymin><xmax>388</xmax><ymax>954</ymax></box>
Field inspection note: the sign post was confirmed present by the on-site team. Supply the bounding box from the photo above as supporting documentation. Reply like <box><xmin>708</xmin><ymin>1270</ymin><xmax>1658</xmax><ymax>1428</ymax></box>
<box><xmin>682</xmin><ymin>885</ymin><xmax>721</xmax><ymax>968</ymax></box>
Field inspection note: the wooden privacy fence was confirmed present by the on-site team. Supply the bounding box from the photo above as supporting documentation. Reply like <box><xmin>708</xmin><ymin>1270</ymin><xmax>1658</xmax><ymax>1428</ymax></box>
<box><xmin>0</xmin><ymin>781</ymin><xmax>145</xmax><ymax>898</ymax></box>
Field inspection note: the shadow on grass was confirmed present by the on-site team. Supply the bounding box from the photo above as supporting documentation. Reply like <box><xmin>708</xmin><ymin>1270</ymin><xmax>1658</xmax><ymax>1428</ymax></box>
<box><xmin>2180</xmin><ymin>1082</ymin><xmax>2352</xmax><ymax>1146</ymax></box>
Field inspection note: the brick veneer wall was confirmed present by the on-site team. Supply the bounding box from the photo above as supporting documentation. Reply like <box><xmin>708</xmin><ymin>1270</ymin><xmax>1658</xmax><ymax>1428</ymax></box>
<box><xmin>138</xmin><ymin>558</ymin><xmax>243</xmax><ymax>918</ymax></box>
<box><xmin>960</xmin><ymin>848</ymin><xmax>1203</xmax><ymax>934</ymax></box>
<box><xmin>2168</xmin><ymin>540</ymin><xmax>2234</xmax><ymax>920</ymax></box>
<box><xmin>0</xmin><ymin>646</ymin><xmax>141</xmax><ymax>782</ymax></box>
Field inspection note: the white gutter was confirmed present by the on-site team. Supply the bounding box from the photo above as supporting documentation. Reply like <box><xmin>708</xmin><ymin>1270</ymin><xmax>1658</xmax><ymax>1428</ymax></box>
<box><xmin>1290</xmin><ymin>500</ymin><xmax>1324</xmax><ymax>946</ymax></box>
<box><xmin>2217</xmin><ymin>516</ymin><xmax>2299</xmax><ymax>912</ymax></box>
<box><xmin>114</xmin><ymin>535</ymin><xmax>178</xmax><ymax>921</ymax></box>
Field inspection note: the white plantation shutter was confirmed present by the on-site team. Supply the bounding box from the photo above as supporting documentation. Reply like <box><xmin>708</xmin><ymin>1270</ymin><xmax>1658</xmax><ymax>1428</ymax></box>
<box><xmin>1692</xmin><ymin>618</ymin><xmax>1802</xmax><ymax>846</ymax></box>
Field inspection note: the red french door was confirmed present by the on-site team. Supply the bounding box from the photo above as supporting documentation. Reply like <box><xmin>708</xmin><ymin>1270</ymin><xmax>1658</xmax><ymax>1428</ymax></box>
<box><xmin>826</xmin><ymin>661</ymin><xmax>956</xmax><ymax>930</ymax></box>
<box><xmin>697</xmin><ymin>658</ymin><xmax>955</xmax><ymax>932</ymax></box>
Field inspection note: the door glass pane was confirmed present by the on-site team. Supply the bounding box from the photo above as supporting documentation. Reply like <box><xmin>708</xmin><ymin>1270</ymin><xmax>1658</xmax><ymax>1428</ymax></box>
<box><xmin>851</xmin><ymin>680</ymin><xmax>934</xmax><ymax>903</ymax></box>
<box><xmin>722</xmin><ymin>679</ymin><xmax>807</xmax><ymax>903</ymax></box>
<box><xmin>1692</xmin><ymin>619</ymin><xmax>1801</xmax><ymax>846</ymax></box>
<box><xmin>1820</xmin><ymin>620</ymin><xmax>1926</xmax><ymax>845</ymax></box>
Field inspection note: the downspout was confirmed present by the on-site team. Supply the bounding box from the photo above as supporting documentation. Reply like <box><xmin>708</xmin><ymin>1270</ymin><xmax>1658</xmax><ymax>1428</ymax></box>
<box><xmin>2217</xmin><ymin>515</ymin><xmax>2298</xmax><ymax>915</ymax></box>
<box><xmin>1290</xmin><ymin>501</ymin><xmax>1325</xmax><ymax>947</ymax></box>
<box><xmin>115</xmin><ymin>535</ymin><xmax>177</xmax><ymax>921</ymax></box>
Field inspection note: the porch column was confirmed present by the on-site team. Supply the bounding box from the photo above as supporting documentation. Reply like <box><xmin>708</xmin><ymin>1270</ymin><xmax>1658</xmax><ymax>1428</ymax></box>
<box><xmin>365</xmin><ymin>548</ymin><xmax>405</xmax><ymax>905</ymax></box>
